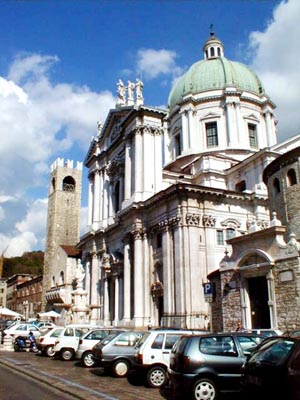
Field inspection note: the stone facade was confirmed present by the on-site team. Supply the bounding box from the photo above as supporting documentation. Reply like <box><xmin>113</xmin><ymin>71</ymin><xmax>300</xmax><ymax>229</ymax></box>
<box><xmin>210</xmin><ymin>147</ymin><xmax>300</xmax><ymax>332</ymax></box>
<box><xmin>43</xmin><ymin>158</ymin><xmax>82</xmax><ymax>314</ymax></box>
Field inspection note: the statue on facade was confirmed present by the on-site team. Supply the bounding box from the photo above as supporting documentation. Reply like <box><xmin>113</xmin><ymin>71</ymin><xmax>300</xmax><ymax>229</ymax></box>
<box><xmin>127</xmin><ymin>81</ymin><xmax>135</xmax><ymax>105</ymax></box>
<box><xmin>97</xmin><ymin>120</ymin><xmax>102</xmax><ymax>135</ymax></box>
<box><xmin>75</xmin><ymin>259</ymin><xmax>85</xmax><ymax>289</ymax></box>
<box><xmin>135</xmin><ymin>78</ymin><xmax>144</xmax><ymax>105</ymax></box>
<box><xmin>116</xmin><ymin>79</ymin><xmax>126</xmax><ymax>106</ymax></box>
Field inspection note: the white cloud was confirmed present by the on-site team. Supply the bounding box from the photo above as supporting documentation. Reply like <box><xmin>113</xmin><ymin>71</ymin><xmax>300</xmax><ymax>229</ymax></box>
<box><xmin>136</xmin><ymin>49</ymin><xmax>183</xmax><ymax>80</ymax></box>
<box><xmin>0</xmin><ymin>52</ymin><xmax>115</xmax><ymax>257</ymax></box>
<box><xmin>249</xmin><ymin>0</ymin><xmax>300</xmax><ymax>141</ymax></box>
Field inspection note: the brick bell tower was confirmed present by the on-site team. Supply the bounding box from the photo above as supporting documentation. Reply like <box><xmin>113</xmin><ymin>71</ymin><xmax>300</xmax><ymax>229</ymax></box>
<box><xmin>42</xmin><ymin>158</ymin><xmax>82</xmax><ymax>311</ymax></box>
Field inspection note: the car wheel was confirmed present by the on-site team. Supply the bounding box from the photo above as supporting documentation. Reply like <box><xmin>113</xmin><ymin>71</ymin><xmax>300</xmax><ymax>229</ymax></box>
<box><xmin>193</xmin><ymin>378</ymin><xmax>217</xmax><ymax>400</ymax></box>
<box><xmin>45</xmin><ymin>345</ymin><xmax>55</xmax><ymax>357</ymax></box>
<box><xmin>112</xmin><ymin>359</ymin><xmax>130</xmax><ymax>377</ymax></box>
<box><xmin>82</xmin><ymin>351</ymin><xmax>95</xmax><ymax>368</ymax></box>
<box><xmin>60</xmin><ymin>348</ymin><xmax>74</xmax><ymax>361</ymax></box>
<box><xmin>146</xmin><ymin>366</ymin><xmax>167</xmax><ymax>388</ymax></box>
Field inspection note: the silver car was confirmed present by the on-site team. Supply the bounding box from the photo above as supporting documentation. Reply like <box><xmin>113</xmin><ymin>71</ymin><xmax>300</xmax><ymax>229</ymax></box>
<box><xmin>76</xmin><ymin>328</ymin><xmax>125</xmax><ymax>367</ymax></box>
<box><xmin>92</xmin><ymin>331</ymin><xmax>145</xmax><ymax>377</ymax></box>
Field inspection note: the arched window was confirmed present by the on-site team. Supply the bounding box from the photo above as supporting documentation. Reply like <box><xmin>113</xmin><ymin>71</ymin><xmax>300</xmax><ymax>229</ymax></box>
<box><xmin>217</xmin><ymin>47</ymin><xmax>221</xmax><ymax>56</ymax></box>
<box><xmin>273</xmin><ymin>178</ymin><xmax>281</xmax><ymax>194</ymax></box>
<box><xmin>63</xmin><ymin>176</ymin><xmax>76</xmax><ymax>192</ymax></box>
<box><xmin>210</xmin><ymin>47</ymin><xmax>215</xmax><ymax>57</ymax></box>
<box><xmin>52</xmin><ymin>276</ymin><xmax>56</xmax><ymax>287</ymax></box>
<box><xmin>287</xmin><ymin>169</ymin><xmax>297</xmax><ymax>187</ymax></box>
<box><xmin>59</xmin><ymin>271</ymin><xmax>65</xmax><ymax>285</ymax></box>
<box><xmin>52</xmin><ymin>177</ymin><xmax>56</xmax><ymax>191</ymax></box>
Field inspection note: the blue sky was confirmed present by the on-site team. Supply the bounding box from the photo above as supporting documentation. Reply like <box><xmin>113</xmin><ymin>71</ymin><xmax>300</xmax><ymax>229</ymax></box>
<box><xmin>1</xmin><ymin>0</ymin><xmax>299</xmax><ymax>257</ymax></box>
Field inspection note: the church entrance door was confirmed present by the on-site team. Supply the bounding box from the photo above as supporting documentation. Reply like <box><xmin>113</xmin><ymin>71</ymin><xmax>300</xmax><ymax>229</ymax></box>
<box><xmin>248</xmin><ymin>276</ymin><xmax>270</xmax><ymax>329</ymax></box>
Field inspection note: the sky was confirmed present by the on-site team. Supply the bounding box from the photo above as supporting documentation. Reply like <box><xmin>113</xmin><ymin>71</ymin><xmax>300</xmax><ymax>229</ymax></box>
<box><xmin>0</xmin><ymin>0</ymin><xmax>299</xmax><ymax>257</ymax></box>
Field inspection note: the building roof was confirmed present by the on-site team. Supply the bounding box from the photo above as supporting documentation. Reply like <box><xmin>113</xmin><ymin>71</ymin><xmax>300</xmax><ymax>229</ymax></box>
<box><xmin>60</xmin><ymin>245</ymin><xmax>81</xmax><ymax>257</ymax></box>
<box><xmin>168</xmin><ymin>33</ymin><xmax>264</xmax><ymax>110</ymax></box>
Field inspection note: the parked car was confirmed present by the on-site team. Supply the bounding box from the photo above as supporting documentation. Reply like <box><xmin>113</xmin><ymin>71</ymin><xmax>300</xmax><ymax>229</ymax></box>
<box><xmin>3</xmin><ymin>323</ymin><xmax>42</xmax><ymax>339</ymax></box>
<box><xmin>34</xmin><ymin>321</ymin><xmax>56</xmax><ymax>332</ymax></box>
<box><xmin>36</xmin><ymin>327</ymin><xmax>65</xmax><ymax>357</ymax></box>
<box><xmin>92</xmin><ymin>330</ymin><xmax>144</xmax><ymax>377</ymax></box>
<box><xmin>133</xmin><ymin>329</ymin><xmax>203</xmax><ymax>388</ymax></box>
<box><xmin>241</xmin><ymin>336</ymin><xmax>300</xmax><ymax>400</ymax></box>
<box><xmin>53</xmin><ymin>324</ymin><xmax>94</xmax><ymax>360</ymax></box>
<box><xmin>76</xmin><ymin>328</ymin><xmax>125</xmax><ymax>367</ymax></box>
<box><xmin>168</xmin><ymin>332</ymin><xmax>265</xmax><ymax>400</ymax></box>
<box><xmin>242</xmin><ymin>328</ymin><xmax>283</xmax><ymax>337</ymax></box>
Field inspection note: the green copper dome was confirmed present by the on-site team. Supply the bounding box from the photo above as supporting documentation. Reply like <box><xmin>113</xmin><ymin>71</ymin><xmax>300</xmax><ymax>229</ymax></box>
<box><xmin>168</xmin><ymin>56</ymin><xmax>265</xmax><ymax>110</ymax></box>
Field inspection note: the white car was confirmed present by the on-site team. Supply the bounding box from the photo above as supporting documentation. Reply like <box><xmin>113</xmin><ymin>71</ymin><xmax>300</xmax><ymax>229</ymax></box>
<box><xmin>133</xmin><ymin>329</ymin><xmax>205</xmax><ymax>388</ymax></box>
<box><xmin>53</xmin><ymin>324</ymin><xmax>93</xmax><ymax>361</ymax></box>
<box><xmin>4</xmin><ymin>323</ymin><xmax>42</xmax><ymax>339</ymax></box>
<box><xmin>36</xmin><ymin>327</ymin><xmax>64</xmax><ymax>357</ymax></box>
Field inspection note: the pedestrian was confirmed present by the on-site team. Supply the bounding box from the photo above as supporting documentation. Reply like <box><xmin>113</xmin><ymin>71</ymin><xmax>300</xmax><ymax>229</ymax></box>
<box><xmin>236</xmin><ymin>321</ymin><xmax>242</xmax><ymax>331</ymax></box>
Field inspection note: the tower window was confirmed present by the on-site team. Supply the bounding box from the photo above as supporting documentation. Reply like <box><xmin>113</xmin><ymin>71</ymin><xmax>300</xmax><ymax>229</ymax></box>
<box><xmin>206</xmin><ymin>122</ymin><xmax>218</xmax><ymax>147</ymax></box>
<box><xmin>217</xmin><ymin>47</ymin><xmax>221</xmax><ymax>56</ymax></box>
<box><xmin>210</xmin><ymin>47</ymin><xmax>215</xmax><ymax>57</ymax></box>
<box><xmin>248</xmin><ymin>123</ymin><xmax>258</xmax><ymax>148</ymax></box>
<box><xmin>63</xmin><ymin>176</ymin><xmax>76</xmax><ymax>192</ymax></box>
<box><xmin>287</xmin><ymin>169</ymin><xmax>297</xmax><ymax>186</ymax></box>
<box><xmin>273</xmin><ymin>178</ymin><xmax>281</xmax><ymax>193</ymax></box>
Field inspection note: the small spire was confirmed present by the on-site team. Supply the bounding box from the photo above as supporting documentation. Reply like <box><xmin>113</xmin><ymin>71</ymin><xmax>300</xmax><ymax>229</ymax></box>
<box><xmin>210</xmin><ymin>24</ymin><xmax>214</xmax><ymax>37</ymax></box>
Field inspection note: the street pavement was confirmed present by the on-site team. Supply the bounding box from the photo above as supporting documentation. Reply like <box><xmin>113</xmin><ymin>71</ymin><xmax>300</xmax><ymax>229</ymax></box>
<box><xmin>0</xmin><ymin>350</ymin><xmax>177</xmax><ymax>400</ymax></box>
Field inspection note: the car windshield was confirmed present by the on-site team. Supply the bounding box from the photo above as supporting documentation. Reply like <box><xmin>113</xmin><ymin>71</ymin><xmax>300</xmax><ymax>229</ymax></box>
<box><xmin>135</xmin><ymin>332</ymin><xmax>150</xmax><ymax>349</ymax></box>
<box><xmin>248</xmin><ymin>338</ymin><xmax>295</xmax><ymax>365</ymax></box>
<box><xmin>99</xmin><ymin>333</ymin><xmax>120</xmax><ymax>346</ymax></box>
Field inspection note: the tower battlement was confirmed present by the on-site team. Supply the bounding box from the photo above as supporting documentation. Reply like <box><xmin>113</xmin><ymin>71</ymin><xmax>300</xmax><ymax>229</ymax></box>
<box><xmin>50</xmin><ymin>157</ymin><xmax>83</xmax><ymax>172</ymax></box>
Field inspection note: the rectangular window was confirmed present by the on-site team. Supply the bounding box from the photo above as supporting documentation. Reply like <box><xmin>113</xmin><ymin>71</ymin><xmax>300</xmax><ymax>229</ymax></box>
<box><xmin>206</xmin><ymin>122</ymin><xmax>218</xmax><ymax>147</ymax></box>
<box><xmin>217</xmin><ymin>230</ymin><xmax>224</xmax><ymax>245</ymax></box>
<box><xmin>248</xmin><ymin>123</ymin><xmax>258</xmax><ymax>148</ymax></box>
<box><xmin>174</xmin><ymin>134</ymin><xmax>182</xmax><ymax>157</ymax></box>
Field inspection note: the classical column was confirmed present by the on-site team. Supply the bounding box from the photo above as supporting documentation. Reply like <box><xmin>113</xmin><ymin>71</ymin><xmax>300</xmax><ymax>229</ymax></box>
<box><xmin>90</xmin><ymin>253</ymin><xmax>99</xmax><ymax>324</ymax></box>
<box><xmin>181</xmin><ymin>110</ymin><xmax>189</xmax><ymax>151</ymax></box>
<box><xmin>102</xmin><ymin>170</ymin><xmax>109</xmax><ymax>224</ymax></box>
<box><xmin>114</xmin><ymin>274</ymin><xmax>119</xmax><ymax>324</ymax></box>
<box><xmin>134</xmin><ymin>129</ymin><xmax>142</xmax><ymax>200</ymax></box>
<box><xmin>103</xmin><ymin>277</ymin><xmax>110</xmax><ymax>325</ymax></box>
<box><xmin>123</xmin><ymin>237</ymin><xmax>131</xmax><ymax>323</ymax></box>
<box><xmin>154</xmin><ymin>130</ymin><xmax>162</xmax><ymax>192</ymax></box>
<box><xmin>143</xmin><ymin>230</ymin><xmax>151</xmax><ymax>325</ymax></box>
<box><xmin>161</xmin><ymin>222</ymin><xmax>175</xmax><ymax>319</ymax></box>
<box><xmin>124</xmin><ymin>138</ymin><xmax>132</xmax><ymax>200</ymax></box>
<box><xmin>264</xmin><ymin>110</ymin><xmax>276</xmax><ymax>147</ymax></box>
<box><xmin>133</xmin><ymin>228</ymin><xmax>144</xmax><ymax>326</ymax></box>
<box><xmin>188</xmin><ymin>109</ymin><xmax>194</xmax><ymax>149</ymax></box>
<box><xmin>99</xmin><ymin>170</ymin><xmax>104</xmax><ymax>222</ymax></box>
<box><xmin>87</xmin><ymin>176</ymin><xmax>93</xmax><ymax>226</ymax></box>
<box><xmin>93</xmin><ymin>170</ymin><xmax>100</xmax><ymax>224</ymax></box>
<box><xmin>143</xmin><ymin>128</ymin><xmax>153</xmax><ymax>195</ymax></box>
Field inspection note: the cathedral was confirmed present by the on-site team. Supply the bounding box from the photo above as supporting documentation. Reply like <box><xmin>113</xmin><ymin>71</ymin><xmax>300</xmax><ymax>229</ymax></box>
<box><xmin>43</xmin><ymin>31</ymin><xmax>300</xmax><ymax>330</ymax></box>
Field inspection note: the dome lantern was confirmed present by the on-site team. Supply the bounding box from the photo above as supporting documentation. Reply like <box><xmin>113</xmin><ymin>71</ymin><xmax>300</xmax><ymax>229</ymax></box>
<box><xmin>203</xmin><ymin>25</ymin><xmax>224</xmax><ymax>60</ymax></box>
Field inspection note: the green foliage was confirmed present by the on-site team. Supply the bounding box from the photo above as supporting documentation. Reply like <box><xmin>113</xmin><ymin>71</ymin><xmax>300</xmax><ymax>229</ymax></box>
<box><xmin>2</xmin><ymin>251</ymin><xmax>44</xmax><ymax>278</ymax></box>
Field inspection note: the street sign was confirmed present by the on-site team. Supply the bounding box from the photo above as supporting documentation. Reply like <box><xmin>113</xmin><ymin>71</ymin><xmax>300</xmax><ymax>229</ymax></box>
<box><xmin>203</xmin><ymin>282</ymin><xmax>213</xmax><ymax>296</ymax></box>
